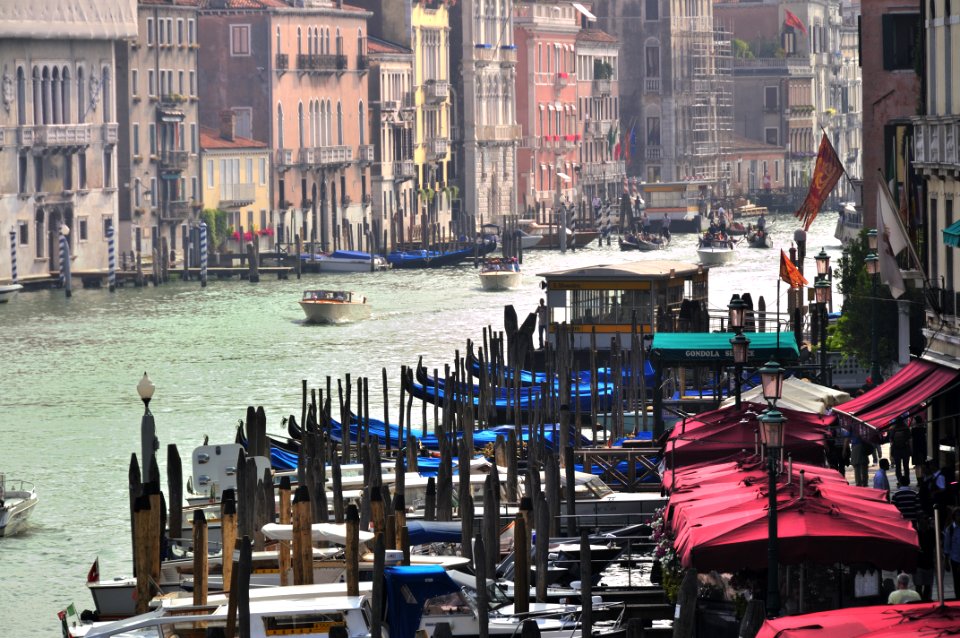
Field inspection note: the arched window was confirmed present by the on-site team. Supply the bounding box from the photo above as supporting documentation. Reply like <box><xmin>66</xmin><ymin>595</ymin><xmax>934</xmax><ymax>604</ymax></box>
<box><xmin>76</xmin><ymin>66</ymin><xmax>85</xmax><ymax>123</ymax></box>
<box><xmin>358</xmin><ymin>100</ymin><xmax>365</xmax><ymax>146</ymax></box>
<box><xmin>313</xmin><ymin>26</ymin><xmax>319</xmax><ymax>55</ymax></box>
<box><xmin>35</xmin><ymin>209</ymin><xmax>45</xmax><ymax>259</ymax></box>
<box><xmin>32</xmin><ymin>67</ymin><xmax>41</xmax><ymax>125</ymax></box>
<box><xmin>51</xmin><ymin>67</ymin><xmax>61</xmax><ymax>124</ymax></box>
<box><xmin>336</xmin><ymin>100</ymin><xmax>343</xmax><ymax>145</ymax></box>
<box><xmin>335</xmin><ymin>28</ymin><xmax>341</xmax><ymax>55</ymax></box>
<box><xmin>16</xmin><ymin>66</ymin><xmax>26</xmax><ymax>125</ymax></box>
<box><xmin>298</xmin><ymin>101</ymin><xmax>305</xmax><ymax>148</ymax></box>
<box><xmin>61</xmin><ymin>67</ymin><xmax>71</xmax><ymax>124</ymax></box>
<box><xmin>276</xmin><ymin>26</ymin><xmax>281</xmax><ymax>54</ymax></box>
<box><xmin>41</xmin><ymin>66</ymin><xmax>51</xmax><ymax>125</ymax></box>
<box><xmin>101</xmin><ymin>67</ymin><xmax>111</xmax><ymax>123</ymax></box>
<box><xmin>325</xmin><ymin>99</ymin><xmax>332</xmax><ymax>145</ymax></box>
<box><xmin>277</xmin><ymin>102</ymin><xmax>284</xmax><ymax>148</ymax></box>
<box><xmin>357</xmin><ymin>27</ymin><xmax>364</xmax><ymax>55</ymax></box>
<box><xmin>297</xmin><ymin>27</ymin><xmax>302</xmax><ymax>56</ymax></box>
<box><xmin>309</xmin><ymin>100</ymin><xmax>316</xmax><ymax>147</ymax></box>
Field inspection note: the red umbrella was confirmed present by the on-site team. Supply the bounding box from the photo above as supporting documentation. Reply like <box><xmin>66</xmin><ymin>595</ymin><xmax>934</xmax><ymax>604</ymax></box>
<box><xmin>665</xmin><ymin>402</ymin><xmax>830</xmax><ymax>468</ymax></box>
<box><xmin>756</xmin><ymin>602</ymin><xmax>960</xmax><ymax>638</ymax></box>
<box><xmin>665</xmin><ymin>456</ymin><xmax>851</xmax><ymax>493</ymax></box>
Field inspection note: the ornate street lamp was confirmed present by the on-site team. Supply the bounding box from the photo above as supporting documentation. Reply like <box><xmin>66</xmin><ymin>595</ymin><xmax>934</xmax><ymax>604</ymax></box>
<box><xmin>867</xmin><ymin>228</ymin><xmax>878</xmax><ymax>252</ymax></box>
<box><xmin>865</xmin><ymin>251</ymin><xmax>882</xmax><ymax>384</ymax></box>
<box><xmin>760</xmin><ymin>407</ymin><xmax>787</xmax><ymax>618</ymax></box>
<box><xmin>728</xmin><ymin>294</ymin><xmax>747</xmax><ymax>333</ymax></box>
<box><xmin>729</xmin><ymin>333</ymin><xmax>751</xmax><ymax>408</ymax></box>
<box><xmin>759</xmin><ymin>360</ymin><xmax>785</xmax><ymax>405</ymax></box>
<box><xmin>814</xmin><ymin>248</ymin><xmax>830</xmax><ymax>277</ymax></box>
<box><xmin>814</xmin><ymin>278</ymin><xmax>831</xmax><ymax>384</ymax></box>
<box><xmin>137</xmin><ymin>372</ymin><xmax>158</xmax><ymax>482</ymax></box>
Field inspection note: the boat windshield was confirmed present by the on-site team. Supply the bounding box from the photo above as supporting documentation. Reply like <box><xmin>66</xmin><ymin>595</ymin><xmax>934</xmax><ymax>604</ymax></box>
<box><xmin>422</xmin><ymin>590</ymin><xmax>474</xmax><ymax>617</ymax></box>
<box><xmin>583</xmin><ymin>476</ymin><xmax>615</xmax><ymax>498</ymax></box>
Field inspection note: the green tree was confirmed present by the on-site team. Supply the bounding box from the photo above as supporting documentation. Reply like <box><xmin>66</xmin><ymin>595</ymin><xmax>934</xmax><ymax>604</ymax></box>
<box><xmin>199</xmin><ymin>208</ymin><xmax>229</xmax><ymax>250</ymax></box>
<box><xmin>732</xmin><ymin>38</ymin><xmax>754</xmax><ymax>59</ymax></box>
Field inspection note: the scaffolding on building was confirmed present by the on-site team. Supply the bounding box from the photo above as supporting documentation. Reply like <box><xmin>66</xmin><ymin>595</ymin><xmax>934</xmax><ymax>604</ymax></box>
<box><xmin>671</xmin><ymin>15</ymin><xmax>733</xmax><ymax>183</ymax></box>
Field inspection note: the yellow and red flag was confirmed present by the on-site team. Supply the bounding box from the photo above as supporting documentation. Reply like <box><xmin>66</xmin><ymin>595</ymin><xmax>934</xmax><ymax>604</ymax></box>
<box><xmin>795</xmin><ymin>133</ymin><xmax>845</xmax><ymax>231</ymax></box>
<box><xmin>779</xmin><ymin>249</ymin><xmax>808</xmax><ymax>289</ymax></box>
<box><xmin>784</xmin><ymin>9</ymin><xmax>808</xmax><ymax>35</ymax></box>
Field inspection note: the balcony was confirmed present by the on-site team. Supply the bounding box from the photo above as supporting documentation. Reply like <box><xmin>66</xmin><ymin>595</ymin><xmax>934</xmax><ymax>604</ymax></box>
<box><xmin>381</xmin><ymin>99</ymin><xmax>400</xmax><ymax>113</ymax></box>
<box><xmin>585</xmin><ymin>120</ymin><xmax>612</xmax><ymax>136</ymax></box>
<box><xmin>102</xmin><ymin>123</ymin><xmax>119</xmax><ymax>146</ymax></box>
<box><xmin>476</xmin><ymin>124</ymin><xmax>522</xmax><ymax>143</ymax></box>
<box><xmin>276</xmin><ymin>149</ymin><xmax>293</xmax><ymax>168</ymax></box>
<box><xmin>358</xmin><ymin>144</ymin><xmax>374</xmax><ymax>163</ymax></box>
<box><xmin>362</xmin><ymin>193</ymin><xmax>372</xmax><ymax>206</ymax></box>
<box><xmin>276</xmin><ymin>53</ymin><xmax>289</xmax><ymax>71</ymax></box>
<box><xmin>645</xmin><ymin>146</ymin><xmax>662</xmax><ymax>161</ymax></box>
<box><xmin>593</xmin><ymin>78</ymin><xmax>612</xmax><ymax>95</ymax></box>
<box><xmin>159</xmin><ymin>93</ymin><xmax>188</xmax><ymax>107</ymax></box>
<box><xmin>426</xmin><ymin>138</ymin><xmax>450</xmax><ymax>159</ymax></box>
<box><xmin>554</xmin><ymin>72</ymin><xmax>573</xmax><ymax>88</ymax></box>
<box><xmin>299</xmin><ymin>147</ymin><xmax>317</xmax><ymax>165</ymax></box>
<box><xmin>424</xmin><ymin>80</ymin><xmax>449</xmax><ymax>103</ymax></box>
<box><xmin>31</xmin><ymin>124</ymin><xmax>94</xmax><ymax>149</ymax></box>
<box><xmin>296</xmin><ymin>53</ymin><xmax>340</xmax><ymax>73</ymax></box>
<box><xmin>158</xmin><ymin>149</ymin><xmax>189</xmax><ymax>172</ymax></box>
<box><xmin>317</xmin><ymin>145</ymin><xmax>353</xmax><ymax>166</ymax></box>
<box><xmin>645</xmin><ymin>77</ymin><xmax>661</xmax><ymax>93</ymax></box>
<box><xmin>357</xmin><ymin>54</ymin><xmax>369</xmax><ymax>71</ymax></box>
<box><xmin>160</xmin><ymin>199</ymin><xmax>193</xmax><ymax>222</ymax></box>
<box><xmin>913</xmin><ymin>118</ymin><xmax>959</xmax><ymax>169</ymax></box>
<box><xmin>219</xmin><ymin>183</ymin><xmax>256</xmax><ymax>209</ymax></box>
<box><xmin>394</xmin><ymin>159</ymin><xmax>415</xmax><ymax>179</ymax></box>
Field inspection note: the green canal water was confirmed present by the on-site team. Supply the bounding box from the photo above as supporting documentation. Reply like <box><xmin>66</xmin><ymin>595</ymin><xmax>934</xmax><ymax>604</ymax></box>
<box><xmin>0</xmin><ymin>211</ymin><xmax>841</xmax><ymax>635</ymax></box>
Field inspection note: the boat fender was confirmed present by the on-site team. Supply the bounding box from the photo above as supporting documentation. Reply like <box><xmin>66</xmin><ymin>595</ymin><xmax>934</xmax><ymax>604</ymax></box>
<box><xmin>569</xmin><ymin>580</ymin><xmax>582</xmax><ymax>590</ymax></box>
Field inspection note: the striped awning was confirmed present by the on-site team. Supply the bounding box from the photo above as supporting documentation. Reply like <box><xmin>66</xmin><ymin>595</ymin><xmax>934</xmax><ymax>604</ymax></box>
<box><xmin>943</xmin><ymin>219</ymin><xmax>960</xmax><ymax>248</ymax></box>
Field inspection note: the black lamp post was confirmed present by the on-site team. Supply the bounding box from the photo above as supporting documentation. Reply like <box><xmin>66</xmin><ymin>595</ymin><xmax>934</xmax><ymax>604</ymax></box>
<box><xmin>137</xmin><ymin>372</ymin><xmax>157</xmax><ymax>481</ymax></box>
<box><xmin>759</xmin><ymin>360</ymin><xmax>785</xmax><ymax>618</ymax></box>
<box><xmin>864</xmin><ymin>243</ymin><xmax>882</xmax><ymax>385</ymax></box>
<box><xmin>814</xmin><ymin>248</ymin><xmax>831</xmax><ymax>386</ymax></box>
<box><xmin>730</xmin><ymin>333</ymin><xmax>750</xmax><ymax>408</ymax></box>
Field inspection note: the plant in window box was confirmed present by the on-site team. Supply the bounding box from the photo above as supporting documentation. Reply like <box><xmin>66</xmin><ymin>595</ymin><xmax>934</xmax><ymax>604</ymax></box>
<box><xmin>341</xmin><ymin>194</ymin><xmax>352</xmax><ymax>207</ymax></box>
<box><xmin>133</xmin><ymin>155</ymin><xmax>143</xmax><ymax>163</ymax></box>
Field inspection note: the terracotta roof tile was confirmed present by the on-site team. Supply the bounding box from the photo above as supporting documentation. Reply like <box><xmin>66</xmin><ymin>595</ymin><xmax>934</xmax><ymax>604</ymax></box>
<box><xmin>576</xmin><ymin>28</ymin><xmax>618</xmax><ymax>44</ymax></box>
<box><xmin>367</xmin><ymin>36</ymin><xmax>411</xmax><ymax>55</ymax></box>
<box><xmin>200</xmin><ymin>126</ymin><xmax>269</xmax><ymax>149</ymax></box>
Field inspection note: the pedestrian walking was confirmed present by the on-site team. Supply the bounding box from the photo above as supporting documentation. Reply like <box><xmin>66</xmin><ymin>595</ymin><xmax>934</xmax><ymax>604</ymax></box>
<box><xmin>943</xmin><ymin>509</ymin><xmax>960</xmax><ymax>597</ymax></box>
<box><xmin>537</xmin><ymin>298</ymin><xmax>549</xmax><ymax>349</ymax></box>
<box><xmin>891</xmin><ymin>478</ymin><xmax>921</xmax><ymax>522</ymax></box>
<box><xmin>874</xmin><ymin>458</ymin><xmax>891</xmax><ymax>499</ymax></box>
<box><xmin>890</xmin><ymin>416</ymin><xmax>912</xmax><ymax>484</ymax></box>
<box><xmin>912</xmin><ymin>415</ymin><xmax>928</xmax><ymax>479</ymax></box>
<box><xmin>850</xmin><ymin>432</ymin><xmax>871</xmax><ymax>488</ymax></box>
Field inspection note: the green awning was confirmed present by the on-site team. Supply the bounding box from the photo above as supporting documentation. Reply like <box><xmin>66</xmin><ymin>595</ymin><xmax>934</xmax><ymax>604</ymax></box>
<box><xmin>943</xmin><ymin>219</ymin><xmax>960</xmax><ymax>248</ymax></box>
<box><xmin>651</xmin><ymin>332</ymin><xmax>799</xmax><ymax>364</ymax></box>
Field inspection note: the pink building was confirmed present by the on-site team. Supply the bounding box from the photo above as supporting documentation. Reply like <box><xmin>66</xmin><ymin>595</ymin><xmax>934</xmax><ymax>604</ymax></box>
<box><xmin>514</xmin><ymin>2</ymin><xmax>582</xmax><ymax>214</ymax></box>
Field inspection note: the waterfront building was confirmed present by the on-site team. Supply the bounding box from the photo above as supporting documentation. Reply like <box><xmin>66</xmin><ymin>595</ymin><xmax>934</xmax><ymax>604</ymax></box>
<box><xmin>342</xmin><ymin>0</ymin><xmax>455</xmax><ymax>242</ymax></box>
<box><xmin>197</xmin><ymin>0</ymin><xmax>375</xmax><ymax>254</ymax></box>
<box><xmin>116</xmin><ymin>0</ymin><xmax>203</xmax><ymax>266</ymax></box>
<box><xmin>592</xmin><ymin>0</ymin><xmax>732</xmax><ymax>184</ymax></box>
<box><xmin>365</xmin><ymin>36</ymin><xmax>416</xmax><ymax>246</ymax></box>
<box><xmin>0</xmin><ymin>1</ymin><xmax>137</xmax><ymax>282</ymax></box>
<box><xmin>726</xmin><ymin>134</ymin><xmax>787</xmax><ymax>194</ymax></box>
<box><xmin>449</xmin><ymin>0</ymin><xmax>522</xmax><ymax>228</ymax></box>
<box><xmin>856</xmin><ymin>0</ymin><xmax>916</xmax><ymax>226</ymax></box>
<box><xmin>513</xmin><ymin>1</ymin><xmax>582</xmax><ymax>215</ymax></box>
<box><xmin>575</xmin><ymin>27</ymin><xmax>625</xmax><ymax>203</ymax></box>
<box><xmin>199</xmin><ymin>113</ymin><xmax>271</xmax><ymax>254</ymax></box>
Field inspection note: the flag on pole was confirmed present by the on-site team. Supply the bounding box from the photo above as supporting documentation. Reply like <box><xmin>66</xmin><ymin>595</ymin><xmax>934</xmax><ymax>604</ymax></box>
<box><xmin>779</xmin><ymin>249</ymin><xmax>808</xmax><ymax>289</ymax></box>
<box><xmin>784</xmin><ymin>9</ymin><xmax>808</xmax><ymax>35</ymax></box>
<box><xmin>87</xmin><ymin>557</ymin><xmax>100</xmax><ymax>584</ymax></box>
<box><xmin>876</xmin><ymin>182</ymin><xmax>909</xmax><ymax>299</ymax></box>
<box><xmin>629</xmin><ymin>125</ymin><xmax>637</xmax><ymax>159</ymax></box>
<box><xmin>795</xmin><ymin>133</ymin><xmax>845</xmax><ymax>231</ymax></box>
<box><xmin>607</xmin><ymin>122</ymin><xmax>619</xmax><ymax>156</ymax></box>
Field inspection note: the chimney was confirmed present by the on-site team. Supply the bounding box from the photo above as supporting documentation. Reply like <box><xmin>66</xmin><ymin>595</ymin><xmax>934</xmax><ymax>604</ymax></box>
<box><xmin>219</xmin><ymin>110</ymin><xmax>236</xmax><ymax>142</ymax></box>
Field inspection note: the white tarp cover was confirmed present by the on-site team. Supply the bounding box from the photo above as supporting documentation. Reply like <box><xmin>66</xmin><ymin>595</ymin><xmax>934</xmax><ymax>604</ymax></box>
<box><xmin>0</xmin><ymin>0</ymin><xmax>137</xmax><ymax>40</ymax></box>
<box><xmin>262</xmin><ymin>522</ymin><xmax>375</xmax><ymax>544</ymax></box>
<box><xmin>720</xmin><ymin>377</ymin><xmax>851</xmax><ymax>415</ymax></box>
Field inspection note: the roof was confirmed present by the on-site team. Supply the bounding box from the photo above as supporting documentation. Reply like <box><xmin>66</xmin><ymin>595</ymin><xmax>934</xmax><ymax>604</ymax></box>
<box><xmin>651</xmin><ymin>331</ymin><xmax>800</xmax><ymax>363</ymax></box>
<box><xmin>0</xmin><ymin>0</ymin><xmax>138</xmax><ymax>39</ymax></box>
<box><xmin>727</xmin><ymin>133</ymin><xmax>785</xmax><ymax>153</ymax></box>
<box><xmin>537</xmin><ymin>260</ymin><xmax>704</xmax><ymax>280</ymax></box>
<box><xmin>367</xmin><ymin>35</ymin><xmax>412</xmax><ymax>55</ymax></box>
<box><xmin>200</xmin><ymin>126</ymin><xmax>268</xmax><ymax>150</ymax></box>
<box><xmin>199</xmin><ymin>0</ymin><xmax>287</xmax><ymax>8</ymax></box>
<box><xmin>576</xmin><ymin>28</ymin><xmax>618</xmax><ymax>44</ymax></box>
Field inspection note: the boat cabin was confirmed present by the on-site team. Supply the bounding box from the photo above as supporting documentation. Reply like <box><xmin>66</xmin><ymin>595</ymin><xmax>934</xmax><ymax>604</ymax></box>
<box><xmin>302</xmin><ymin>290</ymin><xmax>358</xmax><ymax>303</ymax></box>
<box><xmin>638</xmin><ymin>180</ymin><xmax>715</xmax><ymax>233</ymax></box>
<box><xmin>537</xmin><ymin>260</ymin><xmax>709</xmax><ymax>352</ymax></box>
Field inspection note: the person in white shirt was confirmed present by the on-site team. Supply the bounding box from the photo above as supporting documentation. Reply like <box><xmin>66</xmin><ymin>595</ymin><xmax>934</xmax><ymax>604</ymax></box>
<box><xmin>887</xmin><ymin>573</ymin><xmax>922</xmax><ymax>604</ymax></box>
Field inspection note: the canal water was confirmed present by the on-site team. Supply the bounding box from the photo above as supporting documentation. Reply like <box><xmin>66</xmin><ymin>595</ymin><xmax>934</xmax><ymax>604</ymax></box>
<box><xmin>0</xmin><ymin>210</ymin><xmax>841</xmax><ymax>636</ymax></box>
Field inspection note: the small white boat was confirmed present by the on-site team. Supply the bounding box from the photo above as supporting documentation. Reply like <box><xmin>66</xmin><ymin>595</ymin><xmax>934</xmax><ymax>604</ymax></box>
<box><xmin>479</xmin><ymin>257</ymin><xmax>522</xmax><ymax>291</ymax></box>
<box><xmin>517</xmin><ymin>228</ymin><xmax>544</xmax><ymax>250</ymax></box>
<box><xmin>696</xmin><ymin>235</ymin><xmax>737</xmax><ymax>266</ymax></box>
<box><xmin>299</xmin><ymin>289</ymin><xmax>371</xmax><ymax>324</ymax></box>
<box><xmin>313</xmin><ymin>250</ymin><xmax>389</xmax><ymax>273</ymax></box>
<box><xmin>0</xmin><ymin>283</ymin><xmax>23</xmax><ymax>303</ymax></box>
<box><xmin>0</xmin><ymin>474</ymin><xmax>38</xmax><ymax>537</ymax></box>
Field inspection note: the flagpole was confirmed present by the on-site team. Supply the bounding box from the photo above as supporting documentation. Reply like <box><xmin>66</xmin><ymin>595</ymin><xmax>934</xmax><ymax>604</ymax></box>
<box><xmin>776</xmin><ymin>277</ymin><xmax>781</xmax><ymax>354</ymax></box>
<box><xmin>821</xmin><ymin>125</ymin><xmax>854</xmax><ymax>190</ymax></box>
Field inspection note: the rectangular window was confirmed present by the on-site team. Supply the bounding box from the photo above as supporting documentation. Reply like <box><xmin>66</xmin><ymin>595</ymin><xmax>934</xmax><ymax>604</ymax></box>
<box><xmin>18</xmin><ymin>155</ymin><xmax>27</xmax><ymax>194</ymax></box>
<box><xmin>192</xmin><ymin>176</ymin><xmax>198</xmax><ymax>199</ymax></box>
<box><xmin>246</xmin><ymin>158</ymin><xmax>254</xmax><ymax>184</ymax></box>
<box><xmin>881</xmin><ymin>13</ymin><xmax>919</xmax><ymax>71</ymax></box>
<box><xmin>177</xmin><ymin>19</ymin><xmax>184</xmax><ymax>45</ymax></box>
<box><xmin>19</xmin><ymin>221</ymin><xmax>28</xmax><ymax>246</ymax></box>
<box><xmin>166</xmin><ymin>19</ymin><xmax>173</xmax><ymax>44</ymax></box>
<box><xmin>131</xmin><ymin>69</ymin><xmax>139</xmax><ymax>96</ymax></box>
<box><xmin>146</xmin><ymin>18</ymin><xmax>154</xmax><ymax>46</ymax></box>
<box><xmin>765</xmin><ymin>127</ymin><xmax>779</xmax><ymax>146</ymax></box>
<box><xmin>103</xmin><ymin>217</ymin><xmax>113</xmax><ymax>239</ymax></box>
<box><xmin>133</xmin><ymin>123</ymin><xmax>140</xmax><ymax>155</ymax></box>
<box><xmin>78</xmin><ymin>153</ymin><xmax>86</xmax><ymax>189</ymax></box>
<box><xmin>148</xmin><ymin>70</ymin><xmax>155</xmax><ymax>96</ymax></box>
<box><xmin>148</xmin><ymin>123</ymin><xmax>156</xmax><ymax>154</ymax></box>
<box><xmin>178</xmin><ymin>70</ymin><xmax>184</xmax><ymax>95</ymax></box>
<box><xmin>150</xmin><ymin>177</ymin><xmax>157</xmax><ymax>204</ymax></box>
<box><xmin>645</xmin><ymin>0</ymin><xmax>659</xmax><ymax>21</ymax></box>
<box><xmin>188</xmin><ymin>19</ymin><xmax>195</xmax><ymax>45</ymax></box>
<box><xmin>774</xmin><ymin>160</ymin><xmax>780</xmax><ymax>182</ymax></box>
<box><xmin>191</xmin><ymin>123</ymin><xmax>197</xmax><ymax>154</ymax></box>
<box><xmin>764</xmin><ymin>86</ymin><xmax>778</xmax><ymax>110</ymax></box>
<box><xmin>78</xmin><ymin>218</ymin><xmax>88</xmax><ymax>242</ymax></box>
<box><xmin>179</xmin><ymin>123</ymin><xmax>185</xmax><ymax>150</ymax></box>
<box><xmin>189</xmin><ymin>70</ymin><xmax>196</xmax><ymax>96</ymax></box>
<box><xmin>103</xmin><ymin>150</ymin><xmax>112</xmax><ymax>188</ymax></box>
<box><xmin>260</xmin><ymin>209</ymin><xmax>267</xmax><ymax>229</ymax></box>
<box><xmin>158</xmin><ymin>18</ymin><xmax>165</xmax><ymax>45</ymax></box>
<box><xmin>645</xmin><ymin>46</ymin><xmax>660</xmax><ymax>77</ymax></box>
<box><xmin>207</xmin><ymin>159</ymin><xmax>214</xmax><ymax>188</ymax></box>
<box><xmin>231</xmin><ymin>24</ymin><xmax>251</xmax><ymax>56</ymax></box>
<box><xmin>259</xmin><ymin>158</ymin><xmax>267</xmax><ymax>185</ymax></box>
<box><xmin>233</xmin><ymin>107</ymin><xmax>253</xmax><ymax>138</ymax></box>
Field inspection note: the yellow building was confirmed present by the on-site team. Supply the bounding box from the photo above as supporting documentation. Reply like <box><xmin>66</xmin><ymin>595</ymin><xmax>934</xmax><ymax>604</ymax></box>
<box><xmin>412</xmin><ymin>1</ymin><xmax>453</xmax><ymax>233</ymax></box>
<box><xmin>199</xmin><ymin>113</ymin><xmax>272</xmax><ymax>253</ymax></box>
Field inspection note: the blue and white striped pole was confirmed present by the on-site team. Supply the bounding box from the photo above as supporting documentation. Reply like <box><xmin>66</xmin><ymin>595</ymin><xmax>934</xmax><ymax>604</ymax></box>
<box><xmin>107</xmin><ymin>225</ymin><xmax>116</xmax><ymax>292</ymax></box>
<box><xmin>199</xmin><ymin>222</ymin><xmax>208</xmax><ymax>288</ymax></box>
<box><xmin>9</xmin><ymin>229</ymin><xmax>18</xmax><ymax>285</ymax></box>
<box><xmin>59</xmin><ymin>226</ymin><xmax>72</xmax><ymax>298</ymax></box>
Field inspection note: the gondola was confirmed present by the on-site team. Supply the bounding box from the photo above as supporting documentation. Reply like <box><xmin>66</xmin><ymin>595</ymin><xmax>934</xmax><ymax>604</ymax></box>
<box><xmin>386</xmin><ymin>238</ymin><xmax>497</xmax><ymax>269</ymax></box>
<box><xmin>745</xmin><ymin>227</ymin><xmax>772</xmax><ymax>248</ymax></box>
<box><xmin>618</xmin><ymin>232</ymin><xmax>668</xmax><ymax>252</ymax></box>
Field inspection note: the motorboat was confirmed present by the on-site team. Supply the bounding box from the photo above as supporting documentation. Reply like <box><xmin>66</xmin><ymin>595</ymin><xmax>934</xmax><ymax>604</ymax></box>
<box><xmin>0</xmin><ymin>283</ymin><xmax>23</xmax><ymax>303</ymax></box>
<box><xmin>619</xmin><ymin>232</ymin><xmax>668</xmax><ymax>251</ymax></box>
<box><xmin>479</xmin><ymin>257</ymin><xmax>522</xmax><ymax>291</ymax></box>
<box><xmin>745</xmin><ymin>227</ymin><xmax>773</xmax><ymax>248</ymax></box>
<box><xmin>0</xmin><ymin>474</ymin><xmax>37</xmax><ymax>537</ymax></box>
<box><xmin>696</xmin><ymin>234</ymin><xmax>737</xmax><ymax>266</ymax></box>
<box><xmin>834</xmin><ymin>201</ymin><xmax>862</xmax><ymax>246</ymax></box>
<box><xmin>517</xmin><ymin>221</ymin><xmax>598</xmax><ymax>249</ymax></box>
<box><xmin>299</xmin><ymin>289</ymin><xmax>370</xmax><ymax>324</ymax></box>
<box><xmin>307</xmin><ymin>250</ymin><xmax>388</xmax><ymax>273</ymax></box>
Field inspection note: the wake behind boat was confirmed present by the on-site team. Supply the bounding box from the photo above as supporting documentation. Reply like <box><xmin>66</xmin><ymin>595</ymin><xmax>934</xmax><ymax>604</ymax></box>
<box><xmin>0</xmin><ymin>474</ymin><xmax>38</xmax><ymax>537</ymax></box>
<box><xmin>299</xmin><ymin>290</ymin><xmax>370</xmax><ymax>324</ymax></box>
<box><xmin>479</xmin><ymin>257</ymin><xmax>522</xmax><ymax>291</ymax></box>
<box><xmin>696</xmin><ymin>232</ymin><xmax>737</xmax><ymax>266</ymax></box>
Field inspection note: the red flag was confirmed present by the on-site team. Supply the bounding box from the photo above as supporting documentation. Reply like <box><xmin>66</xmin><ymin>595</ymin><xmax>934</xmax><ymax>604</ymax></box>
<box><xmin>614</xmin><ymin>140</ymin><xmax>621</xmax><ymax>160</ymax></box>
<box><xmin>784</xmin><ymin>9</ymin><xmax>807</xmax><ymax>35</ymax></box>
<box><xmin>795</xmin><ymin>133</ymin><xmax>844</xmax><ymax>231</ymax></box>
<box><xmin>87</xmin><ymin>557</ymin><xmax>100</xmax><ymax>584</ymax></box>
<box><xmin>779</xmin><ymin>249</ymin><xmax>808</xmax><ymax>289</ymax></box>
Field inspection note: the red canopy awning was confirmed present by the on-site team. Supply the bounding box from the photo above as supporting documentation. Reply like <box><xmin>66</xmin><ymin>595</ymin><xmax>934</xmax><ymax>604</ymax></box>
<box><xmin>756</xmin><ymin>601</ymin><xmax>960</xmax><ymax>637</ymax></box>
<box><xmin>834</xmin><ymin>359</ymin><xmax>960</xmax><ymax>430</ymax></box>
